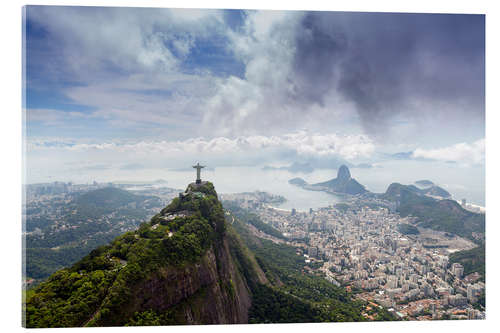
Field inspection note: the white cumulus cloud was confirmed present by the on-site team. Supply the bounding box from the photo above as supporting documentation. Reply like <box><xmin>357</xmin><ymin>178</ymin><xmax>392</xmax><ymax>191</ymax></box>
<box><xmin>27</xmin><ymin>131</ymin><xmax>375</xmax><ymax>162</ymax></box>
<box><xmin>412</xmin><ymin>139</ymin><xmax>485</xmax><ymax>165</ymax></box>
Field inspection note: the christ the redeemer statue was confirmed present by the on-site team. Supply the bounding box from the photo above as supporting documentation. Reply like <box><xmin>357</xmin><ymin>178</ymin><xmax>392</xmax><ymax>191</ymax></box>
<box><xmin>193</xmin><ymin>162</ymin><xmax>205</xmax><ymax>184</ymax></box>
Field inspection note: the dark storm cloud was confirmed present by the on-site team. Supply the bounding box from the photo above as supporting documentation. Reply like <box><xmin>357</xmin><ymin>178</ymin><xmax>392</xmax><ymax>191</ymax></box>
<box><xmin>291</xmin><ymin>13</ymin><xmax>347</xmax><ymax>106</ymax></box>
<box><xmin>290</xmin><ymin>12</ymin><xmax>484</xmax><ymax>136</ymax></box>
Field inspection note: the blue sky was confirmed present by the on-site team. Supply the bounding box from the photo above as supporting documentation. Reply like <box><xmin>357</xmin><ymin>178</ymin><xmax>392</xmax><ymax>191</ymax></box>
<box><xmin>24</xmin><ymin>6</ymin><xmax>485</xmax><ymax>188</ymax></box>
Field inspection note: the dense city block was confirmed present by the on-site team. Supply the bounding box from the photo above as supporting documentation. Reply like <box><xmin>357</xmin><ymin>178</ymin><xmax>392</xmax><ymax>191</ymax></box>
<box><xmin>223</xmin><ymin>191</ymin><xmax>485</xmax><ymax>320</ymax></box>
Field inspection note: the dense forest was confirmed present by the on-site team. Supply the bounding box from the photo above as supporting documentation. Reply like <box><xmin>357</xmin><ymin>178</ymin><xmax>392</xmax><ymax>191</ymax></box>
<box><xmin>222</xmin><ymin>201</ymin><xmax>286</xmax><ymax>240</ymax></box>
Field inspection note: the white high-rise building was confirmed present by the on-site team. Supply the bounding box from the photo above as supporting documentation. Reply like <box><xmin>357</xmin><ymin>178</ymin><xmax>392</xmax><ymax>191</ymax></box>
<box><xmin>451</xmin><ymin>263</ymin><xmax>464</xmax><ymax>278</ymax></box>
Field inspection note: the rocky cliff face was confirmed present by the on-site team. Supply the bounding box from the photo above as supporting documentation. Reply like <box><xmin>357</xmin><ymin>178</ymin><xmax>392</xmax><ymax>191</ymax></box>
<box><xmin>25</xmin><ymin>182</ymin><xmax>267</xmax><ymax>327</ymax></box>
<box><xmin>118</xmin><ymin>236</ymin><xmax>258</xmax><ymax>325</ymax></box>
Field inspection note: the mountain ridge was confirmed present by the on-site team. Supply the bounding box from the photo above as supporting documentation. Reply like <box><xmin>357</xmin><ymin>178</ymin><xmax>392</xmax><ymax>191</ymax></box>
<box><xmin>25</xmin><ymin>182</ymin><xmax>268</xmax><ymax>327</ymax></box>
<box><xmin>382</xmin><ymin>183</ymin><xmax>484</xmax><ymax>241</ymax></box>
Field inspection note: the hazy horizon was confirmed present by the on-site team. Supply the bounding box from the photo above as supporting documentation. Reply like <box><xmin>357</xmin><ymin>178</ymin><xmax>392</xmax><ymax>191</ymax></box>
<box><xmin>24</xmin><ymin>161</ymin><xmax>485</xmax><ymax>207</ymax></box>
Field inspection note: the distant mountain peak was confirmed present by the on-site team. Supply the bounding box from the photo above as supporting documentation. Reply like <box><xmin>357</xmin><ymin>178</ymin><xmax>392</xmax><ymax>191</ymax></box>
<box><xmin>309</xmin><ymin>165</ymin><xmax>367</xmax><ymax>195</ymax></box>
<box><xmin>337</xmin><ymin>165</ymin><xmax>351</xmax><ymax>181</ymax></box>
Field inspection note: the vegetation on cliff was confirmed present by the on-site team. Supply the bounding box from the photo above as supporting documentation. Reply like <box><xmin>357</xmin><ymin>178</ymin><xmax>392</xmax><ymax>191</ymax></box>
<box><xmin>222</xmin><ymin>202</ymin><xmax>286</xmax><ymax>240</ymax></box>
<box><xmin>25</xmin><ymin>182</ymin><xmax>262</xmax><ymax>327</ymax></box>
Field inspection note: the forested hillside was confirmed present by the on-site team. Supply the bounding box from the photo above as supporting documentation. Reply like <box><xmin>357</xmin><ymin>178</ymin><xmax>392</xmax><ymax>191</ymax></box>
<box><xmin>383</xmin><ymin>183</ymin><xmax>484</xmax><ymax>241</ymax></box>
<box><xmin>24</xmin><ymin>182</ymin><xmax>266</xmax><ymax>327</ymax></box>
<box><xmin>25</xmin><ymin>187</ymin><xmax>163</xmax><ymax>283</ymax></box>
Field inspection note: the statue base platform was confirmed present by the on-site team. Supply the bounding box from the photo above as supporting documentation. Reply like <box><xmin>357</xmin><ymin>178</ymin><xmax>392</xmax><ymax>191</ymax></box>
<box><xmin>188</xmin><ymin>181</ymin><xmax>208</xmax><ymax>189</ymax></box>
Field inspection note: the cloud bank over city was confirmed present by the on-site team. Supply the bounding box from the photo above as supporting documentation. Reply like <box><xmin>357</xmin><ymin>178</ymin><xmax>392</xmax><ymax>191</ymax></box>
<box><xmin>24</xmin><ymin>6</ymin><xmax>485</xmax><ymax>180</ymax></box>
<box><xmin>28</xmin><ymin>132</ymin><xmax>374</xmax><ymax>158</ymax></box>
<box><xmin>26</xmin><ymin>131</ymin><xmax>485</xmax><ymax>175</ymax></box>
<box><xmin>26</xmin><ymin>131</ymin><xmax>375</xmax><ymax>171</ymax></box>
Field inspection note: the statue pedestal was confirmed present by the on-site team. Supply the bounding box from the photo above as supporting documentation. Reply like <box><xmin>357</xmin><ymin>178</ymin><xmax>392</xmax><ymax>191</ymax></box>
<box><xmin>188</xmin><ymin>181</ymin><xmax>208</xmax><ymax>190</ymax></box>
